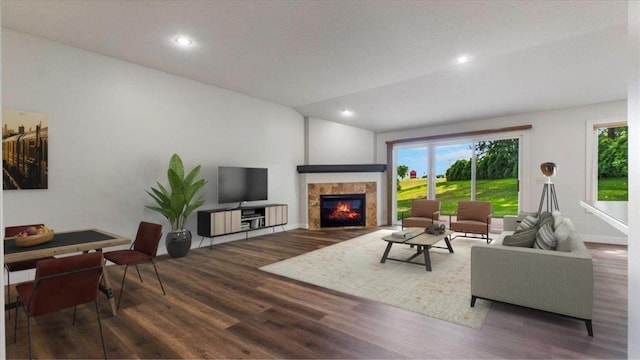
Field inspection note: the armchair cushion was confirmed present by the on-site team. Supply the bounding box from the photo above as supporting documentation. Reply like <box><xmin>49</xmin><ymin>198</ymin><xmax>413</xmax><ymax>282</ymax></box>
<box><xmin>411</xmin><ymin>200</ymin><xmax>440</xmax><ymax>219</ymax></box>
<box><xmin>451</xmin><ymin>220</ymin><xmax>488</xmax><ymax>234</ymax></box>
<box><xmin>456</xmin><ymin>201</ymin><xmax>492</xmax><ymax>223</ymax></box>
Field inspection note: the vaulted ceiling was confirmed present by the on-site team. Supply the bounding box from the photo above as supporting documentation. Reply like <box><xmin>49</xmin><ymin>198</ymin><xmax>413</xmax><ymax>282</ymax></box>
<box><xmin>1</xmin><ymin>0</ymin><xmax>629</xmax><ymax>132</ymax></box>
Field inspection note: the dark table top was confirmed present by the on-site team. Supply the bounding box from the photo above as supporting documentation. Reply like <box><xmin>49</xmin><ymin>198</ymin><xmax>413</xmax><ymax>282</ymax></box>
<box><xmin>4</xmin><ymin>229</ymin><xmax>117</xmax><ymax>255</ymax></box>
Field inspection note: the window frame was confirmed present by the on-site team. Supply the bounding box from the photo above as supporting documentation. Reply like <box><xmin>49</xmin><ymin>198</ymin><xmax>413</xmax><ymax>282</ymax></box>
<box><xmin>585</xmin><ymin>118</ymin><xmax>628</xmax><ymax>202</ymax></box>
<box><xmin>392</xmin><ymin>132</ymin><xmax>525</xmax><ymax>224</ymax></box>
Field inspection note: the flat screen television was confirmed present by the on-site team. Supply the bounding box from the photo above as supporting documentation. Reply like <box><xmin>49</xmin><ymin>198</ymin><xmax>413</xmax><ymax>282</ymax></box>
<box><xmin>217</xmin><ymin>166</ymin><xmax>268</xmax><ymax>206</ymax></box>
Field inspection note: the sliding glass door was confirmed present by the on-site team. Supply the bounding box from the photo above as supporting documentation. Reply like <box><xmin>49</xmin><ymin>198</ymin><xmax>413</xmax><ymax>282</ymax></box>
<box><xmin>435</xmin><ymin>143</ymin><xmax>473</xmax><ymax>216</ymax></box>
<box><xmin>394</xmin><ymin>136</ymin><xmax>520</xmax><ymax>223</ymax></box>
<box><xmin>396</xmin><ymin>146</ymin><xmax>428</xmax><ymax>220</ymax></box>
<box><xmin>475</xmin><ymin>139</ymin><xmax>519</xmax><ymax>215</ymax></box>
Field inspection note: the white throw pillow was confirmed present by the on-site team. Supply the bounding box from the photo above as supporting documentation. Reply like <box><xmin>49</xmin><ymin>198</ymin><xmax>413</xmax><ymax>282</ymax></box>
<box><xmin>552</xmin><ymin>210</ymin><xmax>564</xmax><ymax>228</ymax></box>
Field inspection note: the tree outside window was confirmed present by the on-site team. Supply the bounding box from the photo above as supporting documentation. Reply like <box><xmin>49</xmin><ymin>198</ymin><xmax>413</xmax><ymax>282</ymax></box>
<box><xmin>597</xmin><ymin>125</ymin><xmax>628</xmax><ymax>201</ymax></box>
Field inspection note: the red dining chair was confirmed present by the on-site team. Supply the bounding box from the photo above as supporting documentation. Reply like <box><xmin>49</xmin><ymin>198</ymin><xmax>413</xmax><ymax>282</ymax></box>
<box><xmin>103</xmin><ymin>221</ymin><xmax>166</xmax><ymax>309</ymax></box>
<box><xmin>13</xmin><ymin>252</ymin><xmax>107</xmax><ymax>359</ymax></box>
<box><xmin>4</xmin><ymin>224</ymin><xmax>55</xmax><ymax>310</ymax></box>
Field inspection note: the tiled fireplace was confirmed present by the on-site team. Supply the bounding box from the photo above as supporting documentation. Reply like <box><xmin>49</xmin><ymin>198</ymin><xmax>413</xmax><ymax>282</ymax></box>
<box><xmin>307</xmin><ymin>182</ymin><xmax>376</xmax><ymax>229</ymax></box>
<box><xmin>298</xmin><ymin>165</ymin><xmax>385</xmax><ymax>230</ymax></box>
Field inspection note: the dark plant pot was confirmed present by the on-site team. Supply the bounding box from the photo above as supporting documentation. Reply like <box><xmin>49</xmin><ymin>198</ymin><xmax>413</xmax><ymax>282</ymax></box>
<box><xmin>166</xmin><ymin>230</ymin><xmax>192</xmax><ymax>258</ymax></box>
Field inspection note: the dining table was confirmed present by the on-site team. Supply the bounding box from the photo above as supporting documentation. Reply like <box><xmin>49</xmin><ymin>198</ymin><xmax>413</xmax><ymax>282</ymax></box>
<box><xmin>4</xmin><ymin>228</ymin><xmax>131</xmax><ymax>316</ymax></box>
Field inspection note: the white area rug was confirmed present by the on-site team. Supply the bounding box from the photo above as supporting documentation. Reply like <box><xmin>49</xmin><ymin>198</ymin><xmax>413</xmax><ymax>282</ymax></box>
<box><xmin>260</xmin><ymin>229</ymin><xmax>490</xmax><ymax>329</ymax></box>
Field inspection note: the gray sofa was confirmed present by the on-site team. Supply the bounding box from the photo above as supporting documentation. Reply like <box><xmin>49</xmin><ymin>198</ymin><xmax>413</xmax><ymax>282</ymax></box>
<box><xmin>470</xmin><ymin>213</ymin><xmax>594</xmax><ymax>336</ymax></box>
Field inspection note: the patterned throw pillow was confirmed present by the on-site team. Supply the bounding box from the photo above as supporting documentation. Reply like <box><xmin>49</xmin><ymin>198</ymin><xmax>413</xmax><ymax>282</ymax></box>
<box><xmin>503</xmin><ymin>227</ymin><xmax>537</xmax><ymax>248</ymax></box>
<box><xmin>516</xmin><ymin>215</ymin><xmax>539</xmax><ymax>231</ymax></box>
<box><xmin>534</xmin><ymin>222</ymin><xmax>557</xmax><ymax>250</ymax></box>
<box><xmin>537</xmin><ymin>211</ymin><xmax>554</xmax><ymax>230</ymax></box>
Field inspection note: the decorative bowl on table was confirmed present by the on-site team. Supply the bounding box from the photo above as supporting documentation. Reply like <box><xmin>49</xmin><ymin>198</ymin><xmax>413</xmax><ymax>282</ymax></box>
<box><xmin>14</xmin><ymin>226</ymin><xmax>55</xmax><ymax>247</ymax></box>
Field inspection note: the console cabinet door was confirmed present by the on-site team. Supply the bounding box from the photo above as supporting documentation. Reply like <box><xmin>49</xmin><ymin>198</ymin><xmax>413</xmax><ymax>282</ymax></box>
<box><xmin>213</xmin><ymin>210</ymin><xmax>242</xmax><ymax>235</ymax></box>
<box><xmin>228</xmin><ymin>210</ymin><xmax>242</xmax><ymax>233</ymax></box>
<box><xmin>266</xmin><ymin>205</ymin><xmax>287</xmax><ymax>226</ymax></box>
<box><xmin>212</xmin><ymin>212</ymin><xmax>226</xmax><ymax>236</ymax></box>
<box><xmin>279</xmin><ymin>205</ymin><xmax>288</xmax><ymax>225</ymax></box>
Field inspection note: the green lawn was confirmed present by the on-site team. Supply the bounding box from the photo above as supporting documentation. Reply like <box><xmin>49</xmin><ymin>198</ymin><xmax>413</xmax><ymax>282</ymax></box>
<box><xmin>397</xmin><ymin>178</ymin><xmax>518</xmax><ymax>219</ymax></box>
<box><xmin>598</xmin><ymin>177</ymin><xmax>628</xmax><ymax>201</ymax></box>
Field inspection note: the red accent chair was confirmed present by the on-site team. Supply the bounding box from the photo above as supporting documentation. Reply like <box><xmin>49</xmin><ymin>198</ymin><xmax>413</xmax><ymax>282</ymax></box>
<box><xmin>13</xmin><ymin>252</ymin><xmax>107</xmax><ymax>359</ymax></box>
<box><xmin>4</xmin><ymin>224</ymin><xmax>55</xmax><ymax>309</ymax></box>
<box><xmin>103</xmin><ymin>221</ymin><xmax>166</xmax><ymax>309</ymax></box>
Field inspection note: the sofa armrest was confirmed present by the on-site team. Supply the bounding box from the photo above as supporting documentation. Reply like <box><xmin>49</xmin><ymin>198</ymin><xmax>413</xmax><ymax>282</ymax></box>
<box><xmin>471</xmin><ymin>244</ymin><xmax>593</xmax><ymax>320</ymax></box>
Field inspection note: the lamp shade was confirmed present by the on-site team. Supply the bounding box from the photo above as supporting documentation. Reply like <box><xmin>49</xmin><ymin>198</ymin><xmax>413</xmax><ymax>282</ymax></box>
<box><xmin>540</xmin><ymin>162</ymin><xmax>557</xmax><ymax>177</ymax></box>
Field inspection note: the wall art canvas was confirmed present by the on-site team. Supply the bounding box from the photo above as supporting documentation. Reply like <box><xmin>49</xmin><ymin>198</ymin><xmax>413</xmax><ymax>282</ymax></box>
<box><xmin>2</xmin><ymin>109</ymin><xmax>49</xmax><ymax>190</ymax></box>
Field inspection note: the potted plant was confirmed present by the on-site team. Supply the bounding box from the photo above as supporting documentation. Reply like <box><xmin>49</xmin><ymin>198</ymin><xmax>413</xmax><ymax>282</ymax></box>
<box><xmin>146</xmin><ymin>153</ymin><xmax>206</xmax><ymax>258</ymax></box>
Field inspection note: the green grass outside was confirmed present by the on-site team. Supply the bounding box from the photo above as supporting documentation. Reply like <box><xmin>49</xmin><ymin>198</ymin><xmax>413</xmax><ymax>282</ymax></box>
<box><xmin>397</xmin><ymin>177</ymin><xmax>518</xmax><ymax>220</ymax></box>
<box><xmin>598</xmin><ymin>177</ymin><xmax>628</xmax><ymax>201</ymax></box>
<box><xmin>396</xmin><ymin>176</ymin><xmax>629</xmax><ymax>221</ymax></box>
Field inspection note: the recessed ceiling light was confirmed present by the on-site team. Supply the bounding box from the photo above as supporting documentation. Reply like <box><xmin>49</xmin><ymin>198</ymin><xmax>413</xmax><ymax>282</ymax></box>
<box><xmin>174</xmin><ymin>36</ymin><xmax>193</xmax><ymax>47</ymax></box>
<box><xmin>341</xmin><ymin>109</ymin><xmax>354</xmax><ymax>117</ymax></box>
<box><xmin>455</xmin><ymin>55</ymin><xmax>471</xmax><ymax>64</ymax></box>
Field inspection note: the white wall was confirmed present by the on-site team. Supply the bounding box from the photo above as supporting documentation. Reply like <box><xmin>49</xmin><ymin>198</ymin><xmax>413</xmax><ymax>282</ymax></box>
<box><xmin>627</xmin><ymin>1</ymin><xmax>640</xmax><ymax>356</ymax></box>
<box><xmin>306</xmin><ymin>116</ymin><xmax>375</xmax><ymax>164</ymax></box>
<box><xmin>376</xmin><ymin>100</ymin><xmax>628</xmax><ymax>244</ymax></box>
<box><xmin>2</xmin><ymin>29</ymin><xmax>304</xmax><ymax>258</ymax></box>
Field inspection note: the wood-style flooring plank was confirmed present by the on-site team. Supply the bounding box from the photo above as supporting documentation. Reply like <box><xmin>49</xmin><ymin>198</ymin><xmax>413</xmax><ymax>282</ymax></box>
<box><xmin>4</xmin><ymin>228</ymin><xmax>627</xmax><ymax>359</ymax></box>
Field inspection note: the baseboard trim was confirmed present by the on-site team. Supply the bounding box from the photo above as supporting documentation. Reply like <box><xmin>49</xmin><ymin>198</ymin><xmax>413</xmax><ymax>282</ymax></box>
<box><xmin>580</xmin><ymin>233</ymin><xmax>627</xmax><ymax>245</ymax></box>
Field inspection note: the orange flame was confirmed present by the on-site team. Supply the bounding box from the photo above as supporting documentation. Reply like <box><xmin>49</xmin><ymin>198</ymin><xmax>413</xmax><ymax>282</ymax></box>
<box><xmin>327</xmin><ymin>201</ymin><xmax>362</xmax><ymax>220</ymax></box>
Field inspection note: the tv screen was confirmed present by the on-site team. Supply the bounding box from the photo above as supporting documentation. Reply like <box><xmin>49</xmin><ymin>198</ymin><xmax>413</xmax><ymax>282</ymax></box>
<box><xmin>217</xmin><ymin>166</ymin><xmax>268</xmax><ymax>204</ymax></box>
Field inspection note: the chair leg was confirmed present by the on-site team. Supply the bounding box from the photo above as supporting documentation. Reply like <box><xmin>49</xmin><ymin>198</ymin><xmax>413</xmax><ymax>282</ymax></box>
<box><xmin>13</xmin><ymin>297</ymin><xmax>19</xmax><ymax>344</ymax></box>
<box><xmin>134</xmin><ymin>264</ymin><xmax>143</xmax><ymax>283</ymax></box>
<box><xmin>27</xmin><ymin>314</ymin><xmax>32</xmax><ymax>360</ymax></box>
<box><xmin>94</xmin><ymin>300</ymin><xmax>108</xmax><ymax>359</ymax></box>
<box><xmin>117</xmin><ymin>265</ymin><xmax>129</xmax><ymax>309</ymax></box>
<box><xmin>6</xmin><ymin>269</ymin><xmax>11</xmax><ymax>320</ymax></box>
<box><xmin>151</xmin><ymin>260</ymin><xmax>167</xmax><ymax>296</ymax></box>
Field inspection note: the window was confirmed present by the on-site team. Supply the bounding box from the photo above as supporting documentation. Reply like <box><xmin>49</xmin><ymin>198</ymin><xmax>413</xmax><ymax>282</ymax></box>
<box><xmin>587</xmin><ymin>120</ymin><xmax>628</xmax><ymax>201</ymax></box>
<box><xmin>394</xmin><ymin>136</ymin><xmax>521</xmax><ymax>222</ymax></box>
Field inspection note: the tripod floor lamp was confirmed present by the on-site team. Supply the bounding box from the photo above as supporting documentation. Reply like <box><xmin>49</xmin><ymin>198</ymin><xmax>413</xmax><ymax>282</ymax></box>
<box><xmin>538</xmin><ymin>162</ymin><xmax>560</xmax><ymax>214</ymax></box>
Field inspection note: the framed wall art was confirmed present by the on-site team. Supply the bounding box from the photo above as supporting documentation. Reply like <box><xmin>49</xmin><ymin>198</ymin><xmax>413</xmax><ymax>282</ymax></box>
<box><xmin>2</xmin><ymin>108</ymin><xmax>49</xmax><ymax>190</ymax></box>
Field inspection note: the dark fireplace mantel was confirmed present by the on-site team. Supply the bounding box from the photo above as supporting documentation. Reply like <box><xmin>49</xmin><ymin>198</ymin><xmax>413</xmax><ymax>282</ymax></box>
<box><xmin>297</xmin><ymin>164</ymin><xmax>387</xmax><ymax>174</ymax></box>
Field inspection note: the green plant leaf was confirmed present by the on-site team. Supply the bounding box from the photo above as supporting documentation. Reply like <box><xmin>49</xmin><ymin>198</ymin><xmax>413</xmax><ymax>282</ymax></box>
<box><xmin>146</xmin><ymin>153</ymin><xmax>207</xmax><ymax>231</ymax></box>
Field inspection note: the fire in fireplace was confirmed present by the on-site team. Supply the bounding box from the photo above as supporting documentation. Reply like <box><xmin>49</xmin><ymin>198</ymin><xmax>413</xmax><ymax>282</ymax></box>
<box><xmin>320</xmin><ymin>194</ymin><xmax>366</xmax><ymax>228</ymax></box>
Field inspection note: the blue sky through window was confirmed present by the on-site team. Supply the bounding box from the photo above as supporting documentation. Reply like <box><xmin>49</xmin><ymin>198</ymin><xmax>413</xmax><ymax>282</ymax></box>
<box><xmin>398</xmin><ymin>144</ymin><xmax>471</xmax><ymax>178</ymax></box>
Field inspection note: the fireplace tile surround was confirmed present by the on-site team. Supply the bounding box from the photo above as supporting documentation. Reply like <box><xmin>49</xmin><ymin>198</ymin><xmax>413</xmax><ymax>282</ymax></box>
<box><xmin>307</xmin><ymin>182</ymin><xmax>377</xmax><ymax>230</ymax></box>
<box><xmin>299</xmin><ymin>165</ymin><xmax>385</xmax><ymax>230</ymax></box>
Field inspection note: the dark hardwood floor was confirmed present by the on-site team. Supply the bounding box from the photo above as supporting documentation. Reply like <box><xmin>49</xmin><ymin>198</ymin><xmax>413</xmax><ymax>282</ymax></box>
<box><xmin>4</xmin><ymin>228</ymin><xmax>627</xmax><ymax>359</ymax></box>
